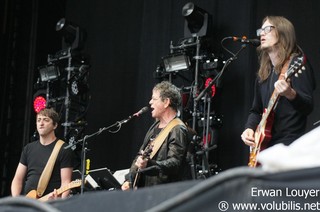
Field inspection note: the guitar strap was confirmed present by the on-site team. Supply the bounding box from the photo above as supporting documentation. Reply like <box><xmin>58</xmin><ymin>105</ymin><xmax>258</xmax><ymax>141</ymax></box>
<box><xmin>279</xmin><ymin>58</ymin><xmax>291</xmax><ymax>80</ymax></box>
<box><xmin>37</xmin><ymin>139</ymin><xmax>64</xmax><ymax>197</ymax></box>
<box><xmin>273</xmin><ymin>58</ymin><xmax>291</xmax><ymax>111</ymax></box>
<box><xmin>149</xmin><ymin>118</ymin><xmax>185</xmax><ymax>159</ymax></box>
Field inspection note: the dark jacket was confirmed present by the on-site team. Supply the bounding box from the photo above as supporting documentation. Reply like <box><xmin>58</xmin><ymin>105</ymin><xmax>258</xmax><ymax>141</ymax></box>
<box><xmin>128</xmin><ymin>118</ymin><xmax>189</xmax><ymax>187</ymax></box>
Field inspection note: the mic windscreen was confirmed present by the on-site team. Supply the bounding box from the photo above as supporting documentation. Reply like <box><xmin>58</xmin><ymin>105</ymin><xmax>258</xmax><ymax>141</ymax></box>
<box><xmin>133</xmin><ymin>106</ymin><xmax>149</xmax><ymax>117</ymax></box>
<box><xmin>140</xmin><ymin>106</ymin><xmax>149</xmax><ymax>114</ymax></box>
<box><xmin>251</xmin><ymin>39</ymin><xmax>261</xmax><ymax>46</ymax></box>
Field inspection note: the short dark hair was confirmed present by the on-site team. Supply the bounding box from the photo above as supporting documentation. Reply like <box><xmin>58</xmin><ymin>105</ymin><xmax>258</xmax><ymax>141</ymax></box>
<box><xmin>153</xmin><ymin>81</ymin><xmax>181</xmax><ymax>111</ymax></box>
<box><xmin>37</xmin><ymin>108</ymin><xmax>60</xmax><ymax>126</ymax></box>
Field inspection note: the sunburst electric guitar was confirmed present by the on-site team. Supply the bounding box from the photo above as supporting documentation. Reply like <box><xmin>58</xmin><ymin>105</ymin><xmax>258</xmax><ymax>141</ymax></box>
<box><xmin>26</xmin><ymin>179</ymin><xmax>82</xmax><ymax>201</ymax></box>
<box><xmin>248</xmin><ymin>55</ymin><xmax>305</xmax><ymax>168</ymax></box>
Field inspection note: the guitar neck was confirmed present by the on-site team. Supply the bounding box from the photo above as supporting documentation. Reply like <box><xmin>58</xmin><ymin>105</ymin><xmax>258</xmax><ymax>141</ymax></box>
<box><xmin>132</xmin><ymin>144</ymin><xmax>153</xmax><ymax>189</ymax></box>
<box><xmin>38</xmin><ymin>180</ymin><xmax>81</xmax><ymax>201</ymax></box>
<box><xmin>56</xmin><ymin>184</ymin><xmax>71</xmax><ymax>195</ymax></box>
<box><xmin>38</xmin><ymin>185</ymin><xmax>68</xmax><ymax>201</ymax></box>
<box><xmin>259</xmin><ymin>89</ymin><xmax>280</xmax><ymax>127</ymax></box>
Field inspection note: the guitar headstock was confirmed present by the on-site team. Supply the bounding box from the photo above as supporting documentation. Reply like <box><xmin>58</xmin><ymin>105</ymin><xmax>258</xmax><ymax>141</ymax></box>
<box><xmin>70</xmin><ymin>179</ymin><xmax>82</xmax><ymax>188</ymax></box>
<box><xmin>285</xmin><ymin>55</ymin><xmax>305</xmax><ymax>80</ymax></box>
<box><xmin>57</xmin><ymin>179</ymin><xmax>82</xmax><ymax>195</ymax></box>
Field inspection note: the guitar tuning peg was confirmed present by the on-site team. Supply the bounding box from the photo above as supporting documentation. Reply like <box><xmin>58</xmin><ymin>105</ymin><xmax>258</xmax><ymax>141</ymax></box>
<box><xmin>301</xmin><ymin>66</ymin><xmax>306</xmax><ymax>71</ymax></box>
<box><xmin>298</xmin><ymin>70</ymin><xmax>302</xmax><ymax>74</ymax></box>
<box><xmin>295</xmin><ymin>73</ymin><xmax>299</xmax><ymax>77</ymax></box>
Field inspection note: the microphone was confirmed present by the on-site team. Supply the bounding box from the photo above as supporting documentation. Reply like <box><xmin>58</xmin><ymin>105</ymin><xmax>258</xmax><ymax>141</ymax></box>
<box><xmin>119</xmin><ymin>106</ymin><xmax>149</xmax><ymax>124</ymax></box>
<box><xmin>133</xmin><ymin>106</ymin><xmax>149</xmax><ymax>117</ymax></box>
<box><xmin>231</xmin><ymin>36</ymin><xmax>260</xmax><ymax>46</ymax></box>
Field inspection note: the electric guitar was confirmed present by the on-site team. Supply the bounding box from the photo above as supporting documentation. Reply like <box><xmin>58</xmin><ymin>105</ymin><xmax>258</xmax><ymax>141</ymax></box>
<box><xmin>248</xmin><ymin>55</ymin><xmax>305</xmax><ymax>168</ymax></box>
<box><xmin>132</xmin><ymin>143</ymin><xmax>153</xmax><ymax>189</ymax></box>
<box><xmin>26</xmin><ymin>179</ymin><xmax>82</xmax><ymax>201</ymax></box>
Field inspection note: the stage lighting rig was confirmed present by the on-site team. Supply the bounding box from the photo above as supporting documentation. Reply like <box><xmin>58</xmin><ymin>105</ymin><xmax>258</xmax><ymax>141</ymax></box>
<box><xmin>152</xmin><ymin>3</ymin><xmax>221</xmax><ymax>179</ymax></box>
<box><xmin>32</xmin><ymin>18</ymin><xmax>90</xmax><ymax>147</ymax></box>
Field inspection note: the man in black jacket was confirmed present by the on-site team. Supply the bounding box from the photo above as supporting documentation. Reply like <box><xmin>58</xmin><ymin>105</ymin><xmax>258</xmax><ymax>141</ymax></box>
<box><xmin>122</xmin><ymin>81</ymin><xmax>189</xmax><ymax>190</ymax></box>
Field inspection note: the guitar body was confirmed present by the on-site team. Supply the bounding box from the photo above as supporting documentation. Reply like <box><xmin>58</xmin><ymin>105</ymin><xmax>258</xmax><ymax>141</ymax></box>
<box><xmin>26</xmin><ymin>189</ymin><xmax>51</xmax><ymax>202</ymax></box>
<box><xmin>248</xmin><ymin>109</ymin><xmax>274</xmax><ymax>167</ymax></box>
<box><xmin>26</xmin><ymin>189</ymin><xmax>38</xmax><ymax>199</ymax></box>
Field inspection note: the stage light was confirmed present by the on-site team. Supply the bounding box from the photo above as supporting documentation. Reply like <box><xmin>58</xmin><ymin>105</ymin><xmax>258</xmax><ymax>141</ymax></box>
<box><xmin>70</xmin><ymin>80</ymin><xmax>88</xmax><ymax>96</ymax></box>
<box><xmin>33</xmin><ymin>96</ymin><xmax>46</xmax><ymax>113</ymax></box>
<box><xmin>162</xmin><ymin>53</ymin><xmax>190</xmax><ymax>73</ymax></box>
<box><xmin>39</xmin><ymin>65</ymin><xmax>59</xmax><ymax>82</ymax></box>
<box><xmin>33</xmin><ymin>89</ymin><xmax>47</xmax><ymax>113</ymax></box>
<box><xmin>205</xmin><ymin>77</ymin><xmax>216</xmax><ymax>97</ymax></box>
<box><xmin>69</xmin><ymin>65</ymin><xmax>89</xmax><ymax>95</ymax></box>
<box><xmin>182</xmin><ymin>2</ymin><xmax>211</xmax><ymax>38</ymax></box>
<box><xmin>56</xmin><ymin>18</ymin><xmax>86</xmax><ymax>50</ymax></box>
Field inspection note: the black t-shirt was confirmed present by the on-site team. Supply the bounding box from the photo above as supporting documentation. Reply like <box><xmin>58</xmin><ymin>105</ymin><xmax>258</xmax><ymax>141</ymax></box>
<box><xmin>20</xmin><ymin>139</ymin><xmax>74</xmax><ymax>195</ymax></box>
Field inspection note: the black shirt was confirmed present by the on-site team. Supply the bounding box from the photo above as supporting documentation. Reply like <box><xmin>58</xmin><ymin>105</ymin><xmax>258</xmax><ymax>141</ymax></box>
<box><xmin>20</xmin><ymin>139</ymin><xmax>74</xmax><ymax>195</ymax></box>
<box><xmin>245</xmin><ymin>55</ymin><xmax>315</xmax><ymax>146</ymax></box>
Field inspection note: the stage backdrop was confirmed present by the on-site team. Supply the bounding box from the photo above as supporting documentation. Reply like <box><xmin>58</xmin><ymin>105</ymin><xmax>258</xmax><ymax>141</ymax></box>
<box><xmin>0</xmin><ymin>0</ymin><xmax>319</xmax><ymax>197</ymax></box>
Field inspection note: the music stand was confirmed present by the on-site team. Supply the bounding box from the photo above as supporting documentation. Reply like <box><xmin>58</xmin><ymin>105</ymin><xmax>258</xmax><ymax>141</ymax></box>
<box><xmin>88</xmin><ymin>167</ymin><xmax>121</xmax><ymax>190</ymax></box>
<box><xmin>72</xmin><ymin>170</ymin><xmax>100</xmax><ymax>191</ymax></box>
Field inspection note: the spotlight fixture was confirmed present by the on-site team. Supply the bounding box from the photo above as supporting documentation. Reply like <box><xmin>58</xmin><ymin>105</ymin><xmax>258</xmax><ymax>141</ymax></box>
<box><xmin>182</xmin><ymin>2</ymin><xmax>211</xmax><ymax>38</ymax></box>
<box><xmin>70</xmin><ymin>80</ymin><xmax>88</xmax><ymax>96</ymax></box>
<box><xmin>39</xmin><ymin>65</ymin><xmax>60</xmax><ymax>82</ymax></box>
<box><xmin>56</xmin><ymin>18</ymin><xmax>86</xmax><ymax>50</ymax></box>
<box><xmin>33</xmin><ymin>96</ymin><xmax>46</xmax><ymax>113</ymax></box>
<box><xmin>33</xmin><ymin>89</ymin><xmax>47</xmax><ymax>113</ymax></box>
<box><xmin>162</xmin><ymin>53</ymin><xmax>190</xmax><ymax>73</ymax></box>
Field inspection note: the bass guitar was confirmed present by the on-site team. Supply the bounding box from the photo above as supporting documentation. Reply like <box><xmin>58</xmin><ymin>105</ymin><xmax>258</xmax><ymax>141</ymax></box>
<box><xmin>26</xmin><ymin>179</ymin><xmax>82</xmax><ymax>201</ymax></box>
<box><xmin>248</xmin><ymin>55</ymin><xmax>305</xmax><ymax>167</ymax></box>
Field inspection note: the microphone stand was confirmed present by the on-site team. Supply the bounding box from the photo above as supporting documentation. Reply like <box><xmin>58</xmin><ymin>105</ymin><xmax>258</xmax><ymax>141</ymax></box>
<box><xmin>201</xmin><ymin>92</ymin><xmax>211</xmax><ymax>177</ymax></box>
<box><xmin>64</xmin><ymin>114</ymin><xmax>136</xmax><ymax>194</ymax></box>
<box><xmin>192</xmin><ymin>37</ymin><xmax>201</xmax><ymax>131</ymax></box>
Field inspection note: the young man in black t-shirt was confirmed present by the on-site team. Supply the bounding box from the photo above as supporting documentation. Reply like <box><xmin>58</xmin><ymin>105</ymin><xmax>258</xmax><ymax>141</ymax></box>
<box><xmin>11</xmin><ymin>108</ymin><xmax>73</xmax><ymax>199</ymax></box>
